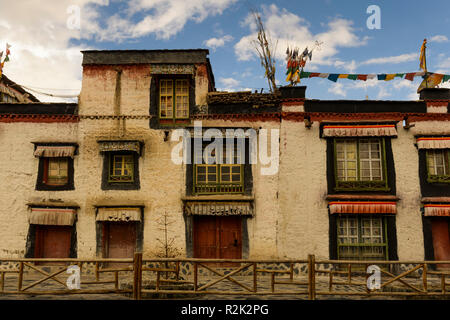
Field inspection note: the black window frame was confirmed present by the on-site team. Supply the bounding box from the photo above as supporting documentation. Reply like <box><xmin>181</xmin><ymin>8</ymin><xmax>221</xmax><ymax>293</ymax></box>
<box><xmin>101</xmin><ymin>151</ymin><xmax>140</xmax><ymax>190</ymax></box>
<box><xmin>149</xmin><ymin>74</ymin><xmax>195</xmax><ymax>128</ymax></box>
<box><xmin>35</xmin><ymin>143</ymin><xmax>77</xmax><ymax>191</ymax></box>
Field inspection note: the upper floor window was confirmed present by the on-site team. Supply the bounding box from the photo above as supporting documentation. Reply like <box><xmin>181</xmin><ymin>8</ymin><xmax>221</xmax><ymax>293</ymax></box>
<box><xmin>34</xmin><ymin>144</ymin><xmax>76</xmax><ymax>191</ymax></box>
<box><xmin>334</xmin><ymin>138</ymin><xmax>388</xmax><ymax>191</ymax></box>
<box><xmin>426</xmin><ymin>149</ymin><xmax>450</xmax><ymax>183</ymax></box>
<box><xmin>159</xmin><ymin>79</ymin><xmax>189</xmax><ymax>120</ymax></box>
<box><xmin>193</xmin><ymin>140</ymin><xmax>244</xmax><ymax>194</ymax></box>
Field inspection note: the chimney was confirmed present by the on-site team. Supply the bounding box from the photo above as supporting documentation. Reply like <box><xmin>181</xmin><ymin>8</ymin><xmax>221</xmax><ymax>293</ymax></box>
<box><xmin>419</xmin><ymin>88</ymin><xmax>450</xmax><ymax>113</ymax></box>
<box><xmin>279</xmin><ymin>86</ymin><xmax>306</xmax><ymax>112</ymax></box>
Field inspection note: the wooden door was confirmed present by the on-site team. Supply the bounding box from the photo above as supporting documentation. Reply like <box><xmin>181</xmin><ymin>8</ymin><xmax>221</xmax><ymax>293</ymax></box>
<box><xmin>193</xmin><ymin>216</ymin><xmax>242</xmax><ymax>262</ymax></box>
<box><xmin>431</xmin><ymin>218</ymin><xmax>450</xmax><ymax>269</ymax></box>
<box><xmin>103</xmin><ymin>222</ymin><xmax>136</xmax><ymax>266</ymax></box>
<box><xmin>35</xmin><ymin>226</ymin><xmax>72</xmax><ymax>265</ymax></box>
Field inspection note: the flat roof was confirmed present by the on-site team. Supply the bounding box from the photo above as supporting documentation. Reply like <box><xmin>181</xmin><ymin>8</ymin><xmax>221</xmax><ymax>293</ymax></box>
<box><xmin>81</xmin><ymin>49</ymin><xmax>210</xmax><ymax>65</ymax></box>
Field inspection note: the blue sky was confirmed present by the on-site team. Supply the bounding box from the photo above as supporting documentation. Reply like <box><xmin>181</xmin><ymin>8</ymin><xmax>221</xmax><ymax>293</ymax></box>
<box><xmin>1</xmin><ymin>0</ymin><xmax>449</xmax><ymax>101</ymax></box>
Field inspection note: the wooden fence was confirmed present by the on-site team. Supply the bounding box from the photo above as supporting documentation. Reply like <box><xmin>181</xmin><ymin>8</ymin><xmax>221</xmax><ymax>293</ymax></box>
<box><xmin>0</xmin><ymin>254</ymin><xmax>449</xmax><ymax>299</ymax></box>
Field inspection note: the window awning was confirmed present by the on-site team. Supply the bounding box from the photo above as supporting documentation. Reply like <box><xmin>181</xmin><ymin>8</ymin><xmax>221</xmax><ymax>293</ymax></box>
<box><xmin>34</xmin><ymin>146</ymin><xmax>76</xmax><ymax>158</ymax></box>
<box><xmin>29</xmin><ymin>208</ymin><xmax>77</xmax><ymax>226</ymax></box>
<box><xmin>98</xmin><ymin>141</ymin><xmax>141</xmax><ymax>155</ymax></box>
<box><xmin>329</xmin><ymin>201</ymin><xmax>397</xmax><ymax>214</ymax></box>
<box><xmin>96</xmin><ymin>207</ymin><xmax>141</xmax><ymax>222</ymax></box>
<box><xmin>322</xmin><ymin>124</ymin><xmax>397</xmax><ymax>137</ymax></box>
<box><xmin>185</xmin><ymin>201</ymin><xmax>254</xmax><ymax>216</ymax></box>
<box><xmin>417</xmin><ymin>137</ymin><xmax>450</xmax><ymax>149</ymax></box>
<box><xmin>424</xmin><ymin>204</ymin><xmax>450</xmax><ymax>217</ymax></box>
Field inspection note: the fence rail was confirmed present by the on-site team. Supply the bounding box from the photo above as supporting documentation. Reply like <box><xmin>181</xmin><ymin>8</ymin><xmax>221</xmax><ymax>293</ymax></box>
<box><xmin>0</xmin><ymin>254</ymin><xmax>449</xmax><ymax>299</ymax></box>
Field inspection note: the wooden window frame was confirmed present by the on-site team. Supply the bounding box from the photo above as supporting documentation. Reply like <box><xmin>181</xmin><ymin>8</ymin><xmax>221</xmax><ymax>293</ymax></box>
<box><xmin>108</xmin><ymin>154</ymin><xmax>134</xmax><ymax>183</ymax></box>
<box><xmin>101</xmin><ymin>152</ymin><xmax>140</xmax><ymax>190</ymax></box>
<box><xmin>158</xmin><ymin>79</ymin><xmax>190</xmax><ymax>121</ymax></box>
<box><xmin>426</xmin><ymin>149</ymin><xmax>450</xmax><ymax>184</ymax></box>
<box><xmin>44</xmin><ymin>157</ymin><xmax>69</xmax><ymax>186</ymax></box>
<box><xmin>36</xmin><ymin>156</ymin><xmax>74</xmax><ymax>191</ymax></box>
<box><xmin>333</xmin><ymin>138</ymin><xmax>389</xmax><ymax>191</ymax></box>
<box><xmin>337</xmin><ymin>215</ymin><xmax>389</xmax><ymax>261</ymax></box>
<box><xmin>193</xmin><ymin>140</ymin><xmax>245</xmax><ymax>194</ymax></box>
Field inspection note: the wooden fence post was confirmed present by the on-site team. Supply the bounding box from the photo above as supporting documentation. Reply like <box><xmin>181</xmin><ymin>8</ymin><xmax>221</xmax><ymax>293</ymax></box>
<box><xmin>133</xmin><ymin>252</ymin><xmax>143</xmax><ymax>300</ymax></box>
<box><xmin>307</xmin><ymin>254</ymin><xmax>316</xmax><ymax>300</ymax></box>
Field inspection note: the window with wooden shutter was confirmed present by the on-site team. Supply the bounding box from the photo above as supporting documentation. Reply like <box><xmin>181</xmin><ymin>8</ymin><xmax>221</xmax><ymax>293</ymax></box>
<box><xmin>426</xmin><ymin>149</ymin><xmax>450</xmax><ymax>183</ymax></box>
<box><xmin>159</xmin><ymin>79</ymin><xmax>189</xmax><ymax>120</ymax></box>
<box><xmin>334</xmin><ymin>138</ymin><xmax>388</xmax><ymax>191</ymax></box>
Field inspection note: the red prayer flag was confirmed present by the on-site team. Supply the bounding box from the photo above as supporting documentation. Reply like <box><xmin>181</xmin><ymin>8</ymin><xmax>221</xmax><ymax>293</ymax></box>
<box><xmin>405</xmin><ymin>73</ymin><xmax>416</xmax><ymax>81</ymax></box>
<box><xmin>357</xmin><ymin>74</ymin><xmax>368</xmax><ymax>81</ymax></box>
<box><xmin>309</xmin><ymin>73</ymin><xmax>320</xmax><ymax>78</ymax></box>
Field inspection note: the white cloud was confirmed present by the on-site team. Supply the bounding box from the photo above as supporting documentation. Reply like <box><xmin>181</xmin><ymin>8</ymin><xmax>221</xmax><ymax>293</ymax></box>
<box><xmin>220</xmin><ymin>77</ymin><xmax>240</xmax><ymax>87</ymax></box>
<box><xmin>328</xmin><ymin>83</ymin><xmax>346</xmax><ymax>97</ymax></box>
<box><xmin>216</xmin><ymin>77</ymin><xmax>254</xmax><ymax>92</ymax></box>
<box><xmin>234</xmin><ymin>4</ymin><xmax>367</xmax><ymax>65</ymax></box>
<box><xmin>376</xmin><ymin>86</ymin><xmax>391</xmax><ymax>99</ymax></box>
<box><xmin>360</xmin><ymin>53</ymin><xmax>418</xmax><ymax>65</ymax></box>
<box><xmin>97</xmin><ymin>0</ymin><xmax>237</xmax><ymax>41</ymax></box>
<box><xmin>438</xmin><ymin>57</ymin><xmax>450</xmax><ymax>71</ymax></box>
<box><xmin>203</xmin><ymin>35</ymin><xmax>233</xmax><ymax>51</ymax></box>
<box><xmin>429</xmin><ymin>35</ymin><xmax>449</xmax><ymax>43</ymax></box>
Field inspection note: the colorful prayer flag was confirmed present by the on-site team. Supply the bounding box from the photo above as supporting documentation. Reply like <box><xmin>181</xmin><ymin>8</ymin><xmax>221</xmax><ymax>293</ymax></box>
<box><xmin>328</xmin><ymin>74</ymin><xmax>339</xmax><ymax>82</ymax></box>
<box><xmin>405</xmin><ymin>73</ymin><xmax>415</xmax><ymax>81</ymax></box>
<box><xmin>348</xmin><ymin>74</ymin><xmax>358</xmax><ymax>80</ymax></box>
<box><xmin>357</xmin><ymin>74</ymin><xmax>368</xmax><ymax>81</ymax></box>
<box><xmin>417</xmin><ymin>73</ymin><xmax>445</xmax><ymax>92</ymax></box>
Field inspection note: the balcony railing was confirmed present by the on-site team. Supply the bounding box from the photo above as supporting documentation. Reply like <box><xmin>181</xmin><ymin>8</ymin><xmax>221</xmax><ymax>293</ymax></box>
<box><xmin>194</xmin><ymin>183</ymin><xmax>244</xmax><ymax>194</ymax></box>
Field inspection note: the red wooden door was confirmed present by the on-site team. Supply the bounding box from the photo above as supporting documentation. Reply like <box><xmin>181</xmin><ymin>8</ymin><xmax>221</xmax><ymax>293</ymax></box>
<box><xmin>193</xmin><ymin>216</ymin><xmax>242</xmax><ymax>261</ymax></box>
<box><xmin>103</xmin><ymin>222</ymin><xmax>137</xmax><ymax>259</ymax></box>
<box><xmin>35</xmin><ymin>226</ymin><xmax>72</xmax><ymax>264</ymax></box>
<box><xmin>431</xmin><ymin>218</ymin><xmax>450</xmax><ymax>269</ymax></box>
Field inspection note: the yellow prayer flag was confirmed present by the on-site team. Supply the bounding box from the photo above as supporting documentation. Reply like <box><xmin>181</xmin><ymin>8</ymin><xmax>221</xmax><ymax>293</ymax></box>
<box><xmin>384</xmin><ymin>74</ymin><xmax>396</xmax><ymax>81</ymax></box>
<box><xmin>338</xmin><ymin>74</ymin><xmax>349</xmax><ymax>79</ymax></box>
<box><xmin>419</xmin><ymin>39</ymin><xmax>427</xmax><ymax>72</ymax></box>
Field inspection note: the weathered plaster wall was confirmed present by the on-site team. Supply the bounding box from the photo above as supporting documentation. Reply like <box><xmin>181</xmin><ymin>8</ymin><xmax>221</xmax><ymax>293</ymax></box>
<box><xmin>392</xmin><ymin>124</ymin><xmax>424</xmax><ymax>260</ymax></box>
<box><xmin>278</xmin><ymin>120</ymin><xmax>329</xmax><ymax>260</ymax></box>
<box><xmin>0</xmin><ymin>122</ymin><xmax>78</xmax><ymax>257</ymax></box>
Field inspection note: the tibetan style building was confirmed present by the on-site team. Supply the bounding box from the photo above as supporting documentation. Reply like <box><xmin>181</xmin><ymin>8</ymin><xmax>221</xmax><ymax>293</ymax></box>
<box><xmin>0</xmin><ymin>49</ymin><xmax>449</xmax><ymax>266</ymax></box>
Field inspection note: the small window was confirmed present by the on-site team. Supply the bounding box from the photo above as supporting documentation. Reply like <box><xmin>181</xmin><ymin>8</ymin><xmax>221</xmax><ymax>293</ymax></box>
<box><xmin>34</xmin><ymin>144</ymin><xmax>76</xmax><ymax>191</ymax></box>
<box><xmin>109</xmin><ymin>154</ymin><xmax>134</xmax><ymax>182</ymax></box>
<box><xmin>337</xmin><ymin>215</ymin><xmax>388</xmax><ymax>260</ymax></box>
<box><xmin>159</xmin><ymin>79</ymin><xmax>189</xmax><ymax>120</ymax></box>
<box><xmin>426</xmin><ymin>149</ymin><xmax>450</xmax><ymax>183</ymax></box>
<box><xmin>46</xmin><ymin>158</ymin><xmax>69</xmax><ymax>185</ymax></box>
<box><xmin>101</xmin><ymin>152</ymin><xmax>140</xmax><ymax>190</ymax></box>
<box><xmin>334</xmin><ymin>138</ymin><xmax>388</xmax><ymax>191</ymax></box>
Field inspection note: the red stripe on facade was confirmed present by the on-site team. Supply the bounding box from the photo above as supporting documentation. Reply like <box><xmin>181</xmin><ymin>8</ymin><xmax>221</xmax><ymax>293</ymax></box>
<box><xmin>0</xmin><ymin>114</ymin><xmax>79</xmax><ymax>123</ymax></box>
